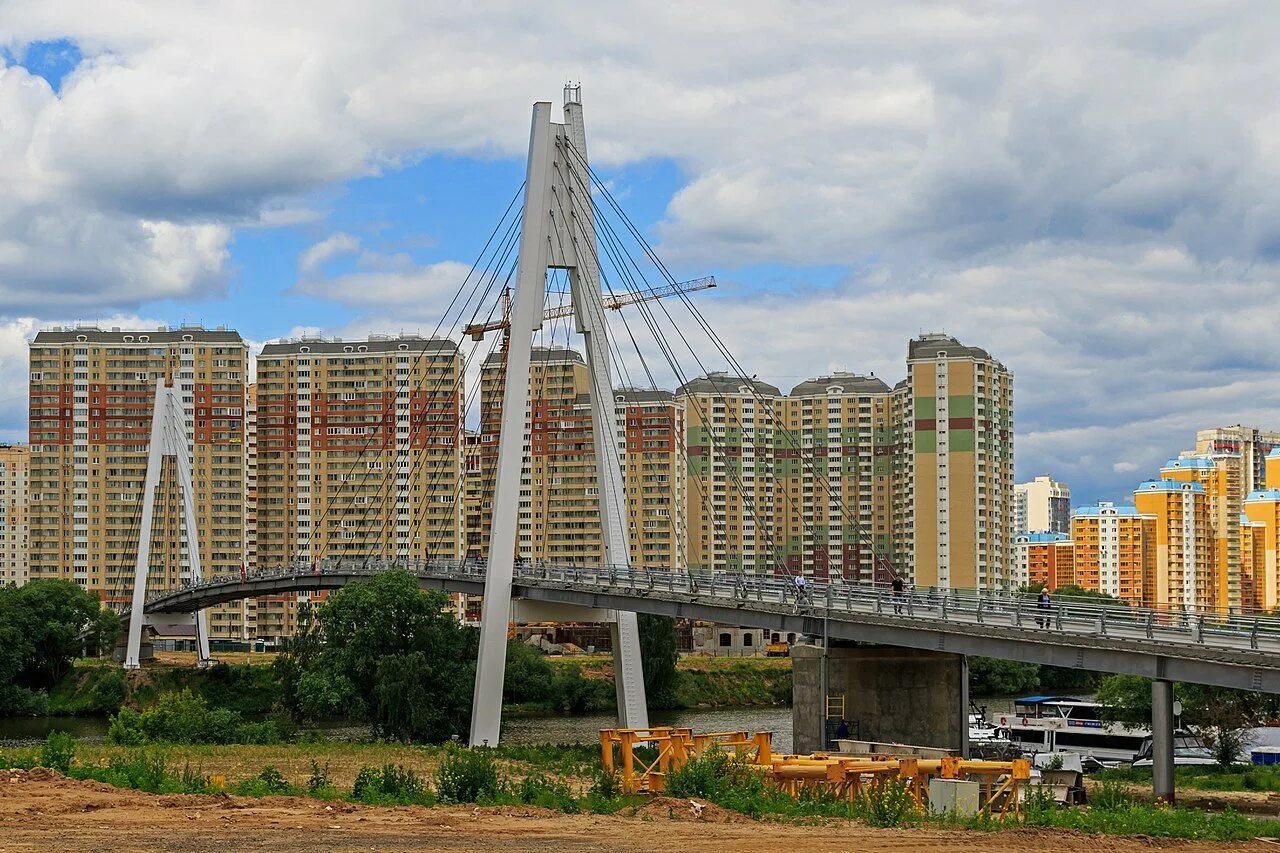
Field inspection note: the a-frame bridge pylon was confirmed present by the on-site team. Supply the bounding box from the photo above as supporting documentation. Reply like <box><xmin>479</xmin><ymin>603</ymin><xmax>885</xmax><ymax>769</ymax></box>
<box><xmin>123</xmin><ymin>378</ymin><xmax>212</xmax><ymax>669</ymax></box>
<box><xmin>470</xmin><ymin>89</ymin><xmax>649</xmax><ymax>746</ymax></box>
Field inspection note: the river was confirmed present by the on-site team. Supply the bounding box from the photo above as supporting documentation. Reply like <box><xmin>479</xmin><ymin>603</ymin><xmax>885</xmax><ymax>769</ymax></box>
<box><xmin>1</xmin><ymin>698</ymin><xmax>1031</xmax><ymax>752</ymax></box>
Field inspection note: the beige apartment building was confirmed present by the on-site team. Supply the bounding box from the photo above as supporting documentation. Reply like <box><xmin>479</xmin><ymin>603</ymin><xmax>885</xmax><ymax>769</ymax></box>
<box><xmin>1163</xmin><ymin>455</ymin><xmax>1244</xmax><ymax>612</ymax></box>
<box><xmin>1133</xmin><ymin>479</ymin><xmax>1214</xmax><ymax>610</ymax></box>
<box><xmin>255</xmin><ymin>336</ymin><xmax>465</xmax><ymax>573</ymax></box>
<box><xmin>0</xmin><ymin>445</ymin><xmax>29</xmax><ymax>585</ymax></box>
<box><xmin>902</xmin><ymin>334</ymin><xmax>1015</xmax><ymax>591</ymax></box>
<box><xmin>778</xmin><ymin>373</ymin><xmax>897</xmax><ymax>581</ymax></box>
<box><xmin>678</xmin><ymin>373</ymin><xmax>780</xmax><ymax>574</ymax></box>
<box><xmin>28</xmin><ymin>326</ymin><xmax>248</xmax><ymax>635</ymax></box>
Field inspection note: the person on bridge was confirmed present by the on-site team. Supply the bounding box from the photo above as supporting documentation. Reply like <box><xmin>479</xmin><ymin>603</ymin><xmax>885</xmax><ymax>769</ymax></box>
<box><xmin>891</xmin><ymin>575</ymin><xmax>905</xmax><ymax>614</ymax></box>
<box><xmin>1037</xmin><ymin>589</ymin><xmax>1052</xmax><ymax>628</ymax></box>
<box><xmin>794</xmin><ymin>572</ymin><xmax>807</xmax><ymax>603</ymax></box>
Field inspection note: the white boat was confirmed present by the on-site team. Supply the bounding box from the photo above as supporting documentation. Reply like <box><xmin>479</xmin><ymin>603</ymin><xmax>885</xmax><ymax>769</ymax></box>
<box><xmin>1002</xmin><ymin>695</ymin><xmax>1151</xmax><ymax>763</ymax></box>
<box><xmin>1130</xmin><ymin>734</ymin><xmax>1216</xmax><ymax>767</ymax></box>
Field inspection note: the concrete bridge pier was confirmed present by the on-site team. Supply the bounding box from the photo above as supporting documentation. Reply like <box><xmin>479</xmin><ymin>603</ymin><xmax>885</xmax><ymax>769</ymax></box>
<box><xmin>792</xmin><ymin>643</ymin><xmax>968</xmax><ymax>756</ymax></box>
<box><xmin>1152</xmin><ymin>678</ymin><xmax>1176</xmax><ymax>804</ymax></box>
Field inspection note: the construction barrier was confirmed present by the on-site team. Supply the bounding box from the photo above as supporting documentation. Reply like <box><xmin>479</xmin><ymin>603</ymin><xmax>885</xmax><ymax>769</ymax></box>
<box><xmin>599</xmin><ymin>728</ymin><xmax>1031</xmax><ymax>815</ymax></box>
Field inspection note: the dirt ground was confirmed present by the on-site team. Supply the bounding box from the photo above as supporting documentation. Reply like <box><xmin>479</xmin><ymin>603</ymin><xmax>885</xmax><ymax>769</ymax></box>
<box><xmin>0</xmin><ymin>770</ymin><xmax>1271</xmax><ymax>853</ymax></box>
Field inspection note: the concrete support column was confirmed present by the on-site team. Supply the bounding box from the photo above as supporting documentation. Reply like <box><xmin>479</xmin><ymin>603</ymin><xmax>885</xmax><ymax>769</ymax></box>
<box><xmin>1152</xmin><ymin>679</ymin><xmax>1175</xmax><ymax>804</ymax></box>
<box><xmin>959</xmin><ymin>654</ymin><xmax>970</xmax><ymax>759</ymax></box>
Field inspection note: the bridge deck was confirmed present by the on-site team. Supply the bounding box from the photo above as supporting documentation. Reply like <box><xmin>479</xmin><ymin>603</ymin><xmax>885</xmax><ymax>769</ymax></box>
<box><xmin>132</xmin><ymin>562</ymin><xmax>1280</xmax><ymax>694</ymax></box>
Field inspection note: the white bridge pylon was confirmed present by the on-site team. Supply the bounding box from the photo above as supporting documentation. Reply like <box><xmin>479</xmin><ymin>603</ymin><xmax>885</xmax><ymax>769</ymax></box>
<box><xmin>123</xmin><ymin>378</ymin><xmax>211</xmax><ymax>670</ymax></box>
<box><xmin>470</xmin><ymin>90</ymin><xmax>649</xmax><ymax>746</ymax></box>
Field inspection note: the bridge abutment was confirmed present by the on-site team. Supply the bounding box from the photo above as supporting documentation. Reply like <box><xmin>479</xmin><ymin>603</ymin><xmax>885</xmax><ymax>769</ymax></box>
<box><xmin>792</xmin><ymin>643</ymin><xmax>968</xmax><ymax>756</ymax></box>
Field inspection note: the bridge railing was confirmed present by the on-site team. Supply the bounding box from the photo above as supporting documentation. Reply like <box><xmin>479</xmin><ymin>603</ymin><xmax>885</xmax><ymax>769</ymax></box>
<box><xmin>128</xmin><ymin>559</ymin><xmax>1280</xmax><ymax>654</ymax></box>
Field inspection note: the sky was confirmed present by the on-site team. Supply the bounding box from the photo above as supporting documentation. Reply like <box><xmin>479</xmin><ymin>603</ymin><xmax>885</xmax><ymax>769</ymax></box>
<box><xmin>1</xmin><ymin>1</ymin><xmax>1279</xmax><ymax>505</ymax></box>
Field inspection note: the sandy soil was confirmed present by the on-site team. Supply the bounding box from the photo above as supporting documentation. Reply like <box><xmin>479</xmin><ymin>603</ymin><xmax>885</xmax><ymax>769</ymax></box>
<box><xmin>0</xmin><ymin>769</ymin><xmax>1270</xmax><ymax>853</ymax></box>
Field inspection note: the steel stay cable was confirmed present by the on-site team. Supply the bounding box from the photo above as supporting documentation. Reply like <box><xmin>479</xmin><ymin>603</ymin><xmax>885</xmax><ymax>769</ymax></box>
<box><xmin>567</xmin><ymin>143</ymin><xmax>891</xmax><ymax>582</ymax></box>
<box><xmin>556</xmin><ymin>170</ymin><xmax>737</xmax><ymax>575</ymax></box>
<box><xmin>308</xmin><ymin>184</ymin><xmax>524</xmax><ymax>562</ymax></box>
<box><xmin>581</xmin><ymin>188</ymin><xmax>795</xmax><ymax>579</ymax></box>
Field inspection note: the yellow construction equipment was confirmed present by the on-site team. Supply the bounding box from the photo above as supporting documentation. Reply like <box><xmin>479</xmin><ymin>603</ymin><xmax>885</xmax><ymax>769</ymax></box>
<box><xmin>599</xmin><ymin>727</ymin><xmax>1031</xmax><ymax>816</ymax></box>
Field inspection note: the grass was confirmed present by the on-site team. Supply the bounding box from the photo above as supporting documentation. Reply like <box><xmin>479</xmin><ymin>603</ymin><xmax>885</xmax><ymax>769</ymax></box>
<box><xmin>1097</xmin><ymin>764</ymin><xmax>1280</xmax><ymax>793</ymax></box>
<box><xmin>3</xmin><ymin>738</ymin><xmax>1276</xmax><ymax>841</ymax></box>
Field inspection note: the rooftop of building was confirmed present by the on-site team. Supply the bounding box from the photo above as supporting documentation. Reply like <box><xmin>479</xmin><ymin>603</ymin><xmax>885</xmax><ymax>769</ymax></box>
<box><xmin>787</xmin><ymin>372</ymin><xmax>891</xmax><ymax>397</ymax></box>
<box><xmin>32</xmin><ymin>324</ymin><xmax>243</xmax><ymax>345</ymax></box>
<box><xmin>676</xmin><ymin>371</ymin><xmax>782</xmax><ymax>398</ymax></box>
<box><xmin>260</xmin><ymin>334</ymin><xmax>458</xmax><ymax>357</ymax></box>
<box><xmin>906</xmin><ymin>332</ymin><xmax>1002</xmax><ymax>365</ymax></box>
<box><xmin>1246</xmin><ymin>489</ymin><xmax>1280</xmax><ymax>502</ymax></box>
<box><xmin>1015</xmin><ymin>531</ymin><xmax>1072</xmax><ymax>543</ymax></box>
<box><xmin>482</xmin><ymin>346</ymin><xmax>585</xmax><ymax>368</ymax></box>
<box><xmin>1162</xmin><ymin>456</ymin><xmax>1218</xmax><ymax>470</ymax></box>
<box><xmin>1269</xmin><ymin>448</ymin><xmax>1280</xmax><ymax>458</ymax></box>
<box><xmin>1073</xmin><ymin>501</ymin><xmax>1146</xmax><ymax>517</ymax></box>
<box><xmin>1135</xmin><ymin>478</ymin><xmax>1205</xmax><ymax>494</ymax></box>
<box><xmin>612</xmin><ymin>387</ymin><xmax>677</xmax><ymax>404</ymax></box>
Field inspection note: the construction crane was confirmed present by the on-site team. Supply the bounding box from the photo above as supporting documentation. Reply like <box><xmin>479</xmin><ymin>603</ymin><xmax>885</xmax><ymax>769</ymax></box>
<box><xmin>464</xmin><ymin>276</ymin><xmax>716</xmax><ymax>341</ymax></box>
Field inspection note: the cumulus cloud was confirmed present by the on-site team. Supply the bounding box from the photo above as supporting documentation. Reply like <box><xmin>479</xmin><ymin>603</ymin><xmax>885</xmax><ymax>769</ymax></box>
<box><xmin>298</xmin><ymin>233</ymin><xmax>360</xmax><ymax>275</ymax></box>
<box><xmin>0</xmin><ymin>2</ymin><xmax>1279</xmax><ymax>499</ymax></box>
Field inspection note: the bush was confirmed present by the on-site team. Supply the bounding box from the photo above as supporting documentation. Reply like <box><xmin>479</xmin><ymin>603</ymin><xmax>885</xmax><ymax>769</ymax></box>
<box><xmin>588</xmin><ymin>768</ymin><xmax>621</xmax><ymax>800</ymax></box>
<box><xmin>504</xmin><ymin>773</ymin><xmax>578</xmax><ymax>813</ymax></box>
<box><xmin>435</xmin><ymin>746</ymin><xmax>501</xmax><ymax>803</ymax></box>
<box><xmin>306</xmin><ymin>760</ymin><xmax>333</xmax><ymax>795</ymax></box>
<box><xmin>70</xmin><ymin>750</ymin><xmax>175</xmax><ymax>793</ymax></box>
<box><xmin>665</xmin><ymin>746</ymin><xmax>768</xmax><ymax>804</ymax></box>
<box><xmin>232</xmin><ymin>766</ymin><xmax>293</xmax><ymax>796</ymax></box>
<box><xmin>38</xmin><ymin>731</ymin><xmax>76</xmax><ymax>774</ymax></box>
<box><xmin>105</xmin><ymin>690</ymin><xmax>284</xmax><ymax>745</ymax></box>
<box><xmin>1091</xmin><ymin>779</ymin><xmax>1137</xmax><ymax>810</ymax></box>
<box><xmin>351</xmin><ymin>763</ymin><xmax>430</xmax><ymax>804</ymax></box>
<box><xmin>857</xmin><ymin>777</ymin><xmax>919</xmax><ymax>827</ymax></box>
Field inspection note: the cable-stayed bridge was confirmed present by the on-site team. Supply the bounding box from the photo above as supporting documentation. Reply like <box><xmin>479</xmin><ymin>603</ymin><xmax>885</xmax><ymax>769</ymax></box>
<box><xmin>107</xmin><ymin>87</ymin><xmax>1273</xmax><ymax>802</ymax></box>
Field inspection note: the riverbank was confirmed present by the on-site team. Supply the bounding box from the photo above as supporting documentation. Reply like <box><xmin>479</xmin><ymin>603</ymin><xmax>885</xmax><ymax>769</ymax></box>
<box><xmin>16</xmin><ymin>653</ymin><xmax>794</xmax><ymax>723</ymax></box>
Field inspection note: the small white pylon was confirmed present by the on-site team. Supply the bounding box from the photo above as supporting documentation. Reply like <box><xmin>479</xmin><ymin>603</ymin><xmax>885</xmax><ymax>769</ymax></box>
<box><xmin>123</xmin><ymin>378</ymin><xmax>211</xmax><ymax>669</ymax></box>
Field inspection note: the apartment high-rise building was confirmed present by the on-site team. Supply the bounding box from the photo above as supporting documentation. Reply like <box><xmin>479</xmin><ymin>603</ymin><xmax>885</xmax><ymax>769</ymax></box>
<box><xmin>679</xmin><ymin>372</ymin><xmax>780</xmax><ymax>574</ymax></box>
<box><xmin>0</xmin><ymin>445</ymin><xmax>29</xmax><ymax>585</ymax></box>
<box><xmin>28</xmin><ymin>326</ymin><xmax>247</xmax><ymax>615</ymax></box>
<box><xmin>1013</xmin><ymin>531</ymin><xmax>1073</xmax><ymax>590</ymax></box>
<box><xmin>614</xmin><ymin>388</ymin><xmax>686</xmax><ymax>570</ymax></box>
<box><xmin>1070</xmin><ymin>502</ymin><xmax>1155</xmax><ymax>605</ymax></box>
<box><xmin>778</xmin><ymin>374</ymin><xmax>897</xmax><ymax>581</ymax></box>
<box><xmin>255</xmin><ymin>336</ymin><xmax>464</xmax><ymax>569</ymax></box>
<box><xmin>1268</xmin><ymin>448</ymin><xmax>1280</xmax><ymax>490</ymax></box>
<box><xmin>1240</xmin><ymin>513</ymin><xmax>1267</xmax><ymax>613</ymax></box>
<box><xmin>902</xmin><ymin>334</ymin><xmax>1015</xmax><ymax>591</ymax></box>
<box><xmin>1163</xmin><ymin>455</ymin><xmax>1245</xmax><ymax>611</ymax></box>
<box><xmin>1195</xmin><ymin>426</ymin><xmax>1280</xmax><ymax>493</ymax></box>
<box><xmin>1133</xmin><ymin>479</ymin><xmax>1213</xmax><ymax>610</ymax></box>
<box><xmin>1014</xmin><ymin>475</ymin><xmax>1071</xmax><ymax>534</ymax></box>
<box><xmin>1243</xmin><ymin>489</ymin><xmax>1280</xmax><ymax>612</ymax></box>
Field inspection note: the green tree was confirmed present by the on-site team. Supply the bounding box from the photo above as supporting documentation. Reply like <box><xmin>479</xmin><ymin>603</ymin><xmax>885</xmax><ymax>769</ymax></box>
<box><xmin>1097</xmin><ymin>675</ymin><xmax>1280</xmax><ymax>767</ymax></box>
<box><xmin>0</xmin><ymin>579</ymin><xmax>111</xmax><ymax>712</ymax></box>
<box><xmin>968</xmin><ymin>657</ymin><xmax>1040</xmax><ymax>695</ymax></box>
<box><xmin>274</xmin><ymin>571</ymin><xmax>477</xmax><ymax>742</ymax></box>
<box><xmin>637</xmin><ymin>613</ymin><xmax>680</xmax><ymax>710</ymax></box>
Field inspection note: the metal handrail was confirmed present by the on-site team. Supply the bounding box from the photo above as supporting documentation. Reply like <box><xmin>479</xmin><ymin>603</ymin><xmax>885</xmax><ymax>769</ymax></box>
<box><xmin>120</xmin><ymin>558</ymin><xmax>1280</xmax><ymax>657</ymax></box>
